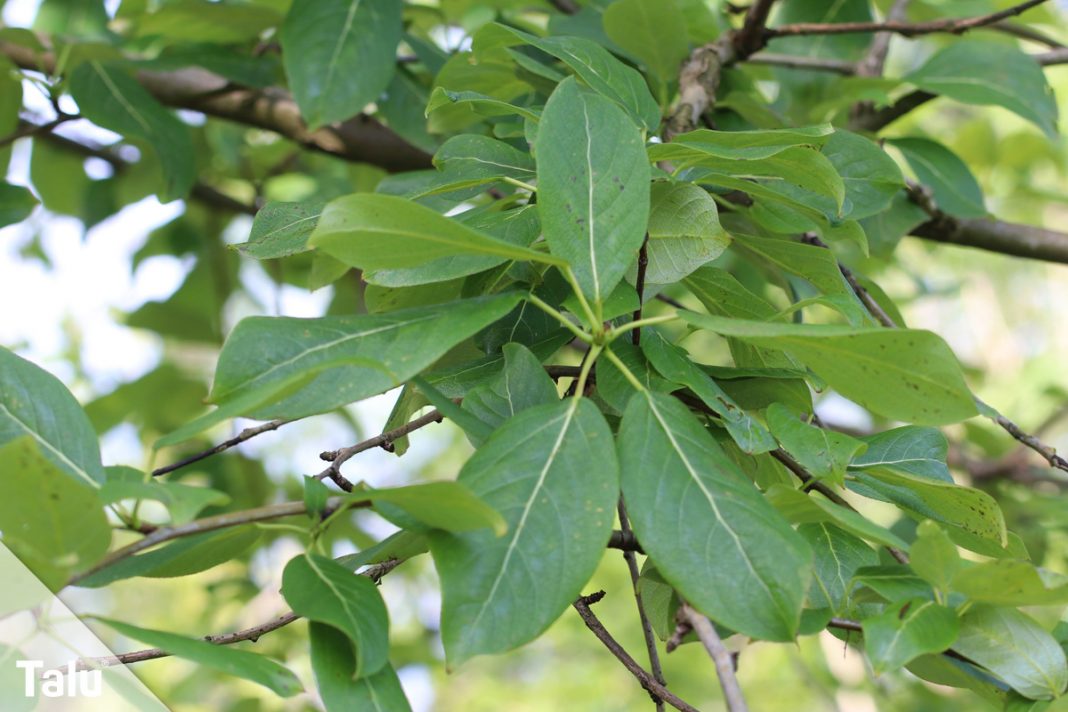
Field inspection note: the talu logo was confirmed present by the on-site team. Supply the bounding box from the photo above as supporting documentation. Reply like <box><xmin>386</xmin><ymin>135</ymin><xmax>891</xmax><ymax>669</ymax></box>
<box><xmin>16</xmin><ymin>660</ymin><xmax>102</xmax><ymax>698</ymax></box>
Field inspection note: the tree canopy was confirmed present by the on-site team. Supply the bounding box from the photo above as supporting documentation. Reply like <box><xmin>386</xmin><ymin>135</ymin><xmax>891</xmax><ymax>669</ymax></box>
<box><xmin>2</xmin><ymin>0</ymin><xmax>1068</xmax><ymax>709</ymax></box>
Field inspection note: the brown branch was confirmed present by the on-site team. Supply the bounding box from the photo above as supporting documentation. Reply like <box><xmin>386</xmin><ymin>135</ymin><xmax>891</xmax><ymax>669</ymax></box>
<box><xmin>573</xmin><ymin>592</ymin><xmax>699</xmax><ymax>712</ymax></box>
<box><xmin>766</xmin><ymin>0</ymin><xmax>1049</xmax><ymax>40</ymax></box>
<box><xmin>993</xmin><ymin>21</ymin><xmax>1065</xmax><ymax>47</ymax></box>
<box><xmin>906</xmin><ymin>182</ymin><xmax>1068</xmax><ymax>265</ymax></box>
<box><xmin>0</xmin><ymin>40</ymin><xmax>433</xmax><ymax>173</ymax></box>
<box><xmin>0</xmin><ymin>113</ymin><xmax>74</xmax><ymax>149</ymax></box>
<box><xmin>547</xmin><ymin>0</ymin><xmax>579</xmax><ymax>13</ymax></box>
<box><xmin>855</xmin><ymin>0</ymin><xmax>912</xmax><ymax>78</ymax></box>
<box><xmin>617</xmin><ymin>500</ymin><xmax>666</xmax><ymax>710</ymax></box>
<box><xmin>1038</xmin><ymin>47</ymin><xmax>1068</xmax><ymax>65</ymax></box>
<box><xmin>665</xmin><ymin>40</ymin><xmax>736</xmax><ymax>139</ymax></box>
<box><xmin>153</xmin><ymin>419</ymin><xmax>287</xmax><ymax>477</ymax></box>
<box><xmin>848</xmin><ymin>89</ymin><xmax>936</xmax><ymax>132</ymax></box>
<box><xmin>800</xmin><ymin>234</ymin><xmax>896</xmax><ymax>328</ymax></box>
<box><xmin>744</xmin><ymin>53</ymin><xmax>855</xmax><ymax>74</ymax></box>
<box><xmin>75</xmin><ymin>557</ymin><xmax>404</xmax><ymax>671</ymax></box>
<box><xmin>680</xmin><ymin>604</ymin><xmax>748</xmax><ymax>712</ymax></box>
<box><xmin>819</xmin><ymin>195</ymin><xmax>1068</xmax><ymax>475</ymax></box>
<box><xmin>733</xmin><ymin>0</ymin><xmax>779</xmax><ymax>57</ymax></box>
<box><xmin>67</xmin><ymin>500</ymin><xmax>342</xmax><ymax>586</ymax></box>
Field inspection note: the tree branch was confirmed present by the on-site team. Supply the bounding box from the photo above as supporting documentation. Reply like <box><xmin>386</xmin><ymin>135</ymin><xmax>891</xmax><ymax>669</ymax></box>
<box><xmin>0</xmin><ymin>40</ymin><xmax>433</xmax><ymax>173</ymax></box>
<box><xmin>734</xmin><ymin>0</ymin><xmax>779</xmax><ymax>57</ymax></box>
<box><xmin>75</xmin><ymin>557</ymin><xmax>404</xmax><ymax>671</ymax></box>
<box><xmin>766</xmin><ymin>0</ymin><xmax>1049</xmax><ymax>40</ymax></box>
<box><xmin>680</xmin><ymin>604</ymin><xmax>748</xmax><ymax>712</ymax></box>
<box><xmin>906</xmin><ymin>182</ymin><xmax>1068</xmax><ymax>265</ymax></box>
<box><xmin>744</xmin><ymin>53</ymin><xmax>855</xmax><ymax>74</ymax></box>
<box><xmin>855</xmin><ymin>0</ymin><xmax>912</xmax><ymax>78</ymax></box>
<box><xmin>153</xmin><ymin>419</ymin><xmax>288</xmax><ymax>477</ymax></box>
<box><xmin>572</xmin><ymin>592</ymin><xmax>699</xmax><ymax>712</ymax></box>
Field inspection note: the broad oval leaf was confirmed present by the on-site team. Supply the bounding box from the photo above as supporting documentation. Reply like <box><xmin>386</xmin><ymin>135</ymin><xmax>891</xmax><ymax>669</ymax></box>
<box><xmin>281</xmin><ymin>553</ymin><xmax>390</xmax><ymax>679</ymax></box>
<box><xmin>537</xmin><ymin>77</ymin><xmax>650</xmax><ymax>306</ymax></box>
<box><xmin>680</xmin><ymin>312</ymin><xmax>978</xmax><ymax>426</ymax></box>
<box><xmin>643</xmin><ymin>181</ymin><xmax>730</xmax><ymax>285</ymax></box>
<box><xmin>863</xmin><ymin>599</ymin><xmax>959</xmax><ymax>674</ymax></box>
<box><xmin>852</xmin><ymin>425</ymin><xmax>951</xmax><ymax>482</ymax></box>
<box><xmin>69</xmin><ymin>61</ymin><xmax>194</xmax><ymax>201</ymax></box>
<box><xmin>211</xmin><ymin>293</ymin><xmax>522</xmax><ymax>420</ymax></box>
<box><xmin>280</xmin><ymin>0</ymin><xmax>401</xmax><ymax>129</ymax></box>
<box><xmin>430</xmin><ymin>398</ymin><xmax>619</xmax><ymax>665</ymax></box>
<box><xmin>618</xmin><ymin>392</ymin><xmax>812</xmax><ymax>641</ymax></box>
<box><xmin>799</xmin><ymin>522</ymin><xmax>878</xmax><ymax>614</ymax></box>
<box><xmin>888</xmin><ymin>137</ymin><xmax>986</xmax><ymax>219</ymax></box>
<box><xmin>235</xmin><ymin>200</ymin><xmax>326</xmax><ymax>259</ymax></box>
<box><xmin>602</xmin><ymin>0</ymin><xmax>689</xmax><ymax>88</ymax></box>
<box><xmin>0</xmin><ymin>347</ymin><xmax>105</xmax><ymax>486</ymax></box>
<box><xmin>952</xmin><ymin>560</ymin><xmax>1068</xmax><ymax>607</ymax></box>
<box><xmin>0</xmin><ymin>437</ymin><xmax>111</xmax><ymax>589</ymax></box>
<box><xmin>309</xmin><ymin>623</ymin><xmax>412</xmax><ymax>712</ymax></box>
<box><xmin>352</xmin><ymin>482</ymin><xmax>506</xmax><ymax>535</ymax></box>
<box><xmin>953</xmin><ymin>605</ymin><xmax>1068</xmax><ymax>700</ymax></box>
<box><xmin>461</xmin><ymin>342</ymin><xmax>559</xmax><ymax>443</ymax></box>
<box><xmin>906</xmin><ymin>41</ymin><xmax>1058</xmax><ymax>139</ymax></box>
<box><xmin>767</xmin><ymin>403</ymin><xmax>866</xmax><ymax>487</ymax></box>
<box><xmin>648</xmin><ymin>125</ymin><xmax>834</xmax><ymax>162</ymax></box>
<box><xmin>766</xmin><ymin>484</ymin><xmax>909</xmax><ymax>552</ymax></box>
<box><xmin>821</xmin><ymin>130</ymin><xmax>903</xmax><ymax>220</ymax></box>
<box><xmin>96</xmin><ymin>617</ymin><xmax>303</xmax><ymax>697</ymax></box>
<box><xmin>309</xmin><ymin>194</ymin><xmax>562</xmax><ymax>271</ymax></box>
<box><xmin>0</xmin><ymin>181</ymin><xmax>37</xmax><ymax>228</ymax></box>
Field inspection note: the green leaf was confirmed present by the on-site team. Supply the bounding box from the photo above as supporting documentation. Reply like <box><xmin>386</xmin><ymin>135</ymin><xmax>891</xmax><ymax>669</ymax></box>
<box><xmin>304</xmin><ymin>475</ymin><xmax>332</xmax><ymax>519</ymax></box>
<box><xmin>597</xmin><ymin>343</ymin><xmax>673</xmax><ymax>414</ymax></box>
<box><xmin>365</xmin><ymin>206</ymin><xmax>542</xmax><ymax>287</ymax></box>
<box><xmin>679</xmin><ymin>313</ymin><xmax>978</xmax><ymax>426</ymax></box>
<box><xmin>280</xmin><ymin>0</ymin><xmax>401</xmax><ymax>129</ymax></box>
<box><xmin>821</xmin><ymin>130</ymin><xmax>903</xmax><ymax>221</ymax></box>
<box><xmin>99</xmin><ymin>467</ymin><xmax>229</xmax><ymax>524</ymax></box>
<box><xmin>355</xmin><ymin>481</ymin><xmax>506</xmax><ymax>536</ymax></box>
<box><xmin>0</xmin><ymin>438</ymin><xmax>111</xmax><ymax>589</ymax></box>
<box><xmin>136</xmin><ymin>1</ymin><xmax>281</xmax><ymax>43</ymax></box>
<box><xmin>641</xmin><ymin>331</ymin><xmax>776</xmax><ymax>454</ymax></box>
<box><xmin>906</xmin><ymin>41</ymin><xmax>1058</xmax><ymax>138</ymax></box>
<box><xmin>851</xmin><ymin>565</ymin><xmax>934</xmax><ymax>604</ymax></box>
<box><xmin>799</xmin><ymin>522</ymin><xmax>877</xmax><ymax>614</ymax></box>
<box><xmin>851</xmin><ymin>426</ymin><xmax>951</xmax><ymax>482</ymax></box>
<box><xmin>953</xmin><ymin>606</ymin><xmax>1068</xmax><ymax>700</ymax></box>
<box><xmin>433</xmin><ymin>135</ymin><xmax>536</xmax><ymax>188</ymax></box>
<box><xmin>425</xmin><ymin>88</ymin><xmax>541</xmax><ymax>124</ymax></box>
<box><xmin>476</xmin><ymin>24</ymin><xmax>660</xmax><ymax>130</ymax></box>
<box><xmin>602</xmin><ymin>0</ymin><xmax>689</xmax><ymax>88</ymax></box>
<box><xmin>767</xmin><ymin>404</ymin><xmax>866</xmax><ymax>487</ymax></box>
<box><xmin>909</xmin><ymin>520</ymin><xmax>963</xmax><ymax>593</ymax></box>
<box><xmin>618</xmin><ymin>392</ymin><xmax>811</xmax><ymax>641</ymax></box>
<box><xmin>888</xmin><ymin>138</ymin><xmax>986</xmax><ymax>219</ymax></box>
<box><xmin>863</xmin><ymin>599</ymin><xmax>959</xmax><ymax>674</ymax></box>
<box><xmin>430</xmin><ymin>398</ymin><xmax>619</xmax><ymax>665</ymax></box>
<box><xmin>337</xmin><ymin>530</ymin><xmax>428</xmax><ymax>572</ymax></box>
<box><xmin>281</xmin><ymin>553</ymin><xmax>390</xmax><ymax>679</ymax></box>
<box><xmin>649</xmin><ymin>125</ymin><xmax>834</xmax><ymax>161</ymax></box>
<box><xmin>235</xmin><ymin>200</ymin><xmax>325</xmax><ymax>259</ymax></box>
<box><xmin>765</xmin><ymin>484</ymin><xmax>909</xmax><ymax>552</ymax></box>
<box><xmin>309</xmin><ymin>194</ymin><xmax>563</xmax><ymax>272</ymax></box>
<box><xmin>309</xmin><ymin>624</ymin><xmax>412</xmax><ymax>712</ymax></box>
<box><xmin>849</xmin><ymin>469</ymin><xmax>1006</xmax><ymax>553</ymax></box>
<box><xmin>733</xmin><ymin>234</ymin><xmax>870</xmax><ymax>325</ymax></box>
<box><xmin>642</xmin><ymin>182</ymin><xmax>730</xmax><ymax>284</ymax></box>
<box><xmin>96</xmin><ymin>618</ymin><xmax>303</xmax><ymax>697</ymax></box>
<box><xmin>75</xmin><ymin>526</ymin><xmax>261</xmax><ymax>588</ymax></box>
<box><xmin>207</xmin><ymin>293</ymin><xmax>523</xmax><ymax>421</ymax></box>
<box><xmin>0</xmin><ymin>347</ymin><xmax>105</xmax><ymax>486</ymax></box>
<box><xmin>537</xmin><ymin>77</ymin><xmax>650</xmax><ymax>306</ymax></box>
<box><xmin>952</xmin><ymin>560</ymin><xmax>1068</xmax><ymax>607</ymax></box>
<box><xmin>0</xmin><ymin>182</ymin><xmax>37</xmax><ymax>228</ymax></box>
<box><xmin>461</xmin><ymin>343</ymin><xmax>559</xmax><ymax>443</ymax></box>
<box><xmin>69</xmin><ymin>61</ymin><xmax>194</xmax><ymax>201</ymax></box>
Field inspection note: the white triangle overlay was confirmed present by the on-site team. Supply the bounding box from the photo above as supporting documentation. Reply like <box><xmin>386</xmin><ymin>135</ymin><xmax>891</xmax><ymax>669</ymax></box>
<box><xmin>0</xmin><ymin>543</ymin><xmax>169</xmax><ymax>711</ymax></box>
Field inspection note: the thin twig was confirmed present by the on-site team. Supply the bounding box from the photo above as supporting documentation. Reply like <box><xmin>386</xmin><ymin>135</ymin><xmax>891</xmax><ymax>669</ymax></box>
<box><xmin>734</xmin><ymin>0</ymin><xmax>779</xmax><ymax>57</ymax></box>
<box><xmin>75</xmin><ymin>558</ymin><xmax>405</xmax><ymax>671</ymax></box>
<box><xmin>745</xmin><ymin>53</ymin><xmax>855</xmax><ymax>74</ymax></box>
<box><xmin>618</xmin><ymin>500</ymin><xmax>666</xmax><ymax>710</ymax></box>
<box><xmin>766</xmin><ymin>0</ymin><xmax>1049</xmax><ymax>40</ymax></box>
<box><xmin>855</xmin><ymin>0</ymin><xmax>911</xmax><ymax>81</ymax></box>
<box><xmin>572</xmin><ymin>592</ymin><xmax>700</xmax><ymax>712</ymax></box>
<box><xmin>0</xmin><ymin>114</ymin><xmax>74</xmax><ymax>149</ymax></box>
<box><xmin>811</xmin><ymin>206</ymin><xmax>1068</xmax><ymax>475</ymax></box>
<box><xmin>680</xmin><ymin>604</ymin><xmax>748</xmax><ymax>712</ymax></box>
<box><xmin>153</xmin><ymin>419</ymin><xmax>289</xmax><ymax>477</ymax></box>
<box><xmin>800</xmin><ymin>233</ymin><xmax>897</xmax><ymax>328</ymax></box>
<box><xmin>992</xmin><ymin>20</ymin><xmax>1065</xmax><ymax>47</ymax></box>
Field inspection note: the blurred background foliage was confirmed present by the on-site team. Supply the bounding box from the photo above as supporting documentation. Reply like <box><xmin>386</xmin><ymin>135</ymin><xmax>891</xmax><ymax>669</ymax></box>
<box><xmin>3</xmin><ymin>0</ymin><xmax>1068</xmax><ymax>709</ymax></box>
